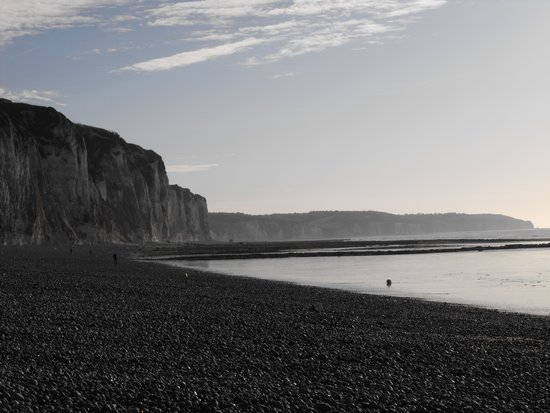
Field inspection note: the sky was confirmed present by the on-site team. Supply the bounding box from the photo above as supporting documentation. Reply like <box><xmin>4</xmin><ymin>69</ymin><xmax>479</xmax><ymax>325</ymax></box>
<box><xmin>1</xmin><ymin>0</ymin><xmax>549</xmax><ymax>227</ymax></box>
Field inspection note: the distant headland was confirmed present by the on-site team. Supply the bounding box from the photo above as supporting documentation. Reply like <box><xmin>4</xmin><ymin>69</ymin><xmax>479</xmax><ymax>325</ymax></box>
<box><xmin>208</xmin><ymin>211</ymin><xmax>534</xmax><ymax>242</ymax></box>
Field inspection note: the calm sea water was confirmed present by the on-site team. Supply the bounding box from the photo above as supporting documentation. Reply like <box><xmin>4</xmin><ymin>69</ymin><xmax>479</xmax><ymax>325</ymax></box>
<box><xmin>163</xmin><ymin>229</ymin><xmax>550</xmax><ymax>316</ymax></box>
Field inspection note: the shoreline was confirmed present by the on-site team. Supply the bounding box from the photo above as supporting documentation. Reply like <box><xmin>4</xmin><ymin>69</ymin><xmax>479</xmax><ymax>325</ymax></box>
<box><xmin>138</xmin><ymin>238</ymin><xmax>550</xmax><ymax>261</ymax></box>
<box><xmin>147</xmin><ymin>239</ymin><xmax>550</xmax><ymax>318</ymax></box>
<box><xmin>1</xmin><ymin>245</ymin><xmax>549</xmax><ymax>412</ymax></box>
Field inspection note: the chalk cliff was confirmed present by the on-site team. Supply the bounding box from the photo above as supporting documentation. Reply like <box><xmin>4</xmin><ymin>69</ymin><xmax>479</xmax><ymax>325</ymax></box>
<box><xmin>209</xmin><ymin>211</ymin><xmax>534</xmax><ymax>241</ymax></box>
<box><xmin>0</xmin><ymin>99</ymin><xmax>209</xmax><ymax>245</ymax></box>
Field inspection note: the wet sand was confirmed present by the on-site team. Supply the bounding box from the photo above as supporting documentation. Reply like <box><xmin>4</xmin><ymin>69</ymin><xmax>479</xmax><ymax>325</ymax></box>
<box><xmin>1</xmin><ymin>244</ymin><xmax>549</xmax><ymax>412</ymax></box>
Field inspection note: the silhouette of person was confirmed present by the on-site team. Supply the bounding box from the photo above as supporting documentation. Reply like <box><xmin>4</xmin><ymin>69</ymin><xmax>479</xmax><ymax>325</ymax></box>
<box><xmin>113</xmin><ymin>253</ymin><xmax>118</xmax><ymax>264</ymax></box>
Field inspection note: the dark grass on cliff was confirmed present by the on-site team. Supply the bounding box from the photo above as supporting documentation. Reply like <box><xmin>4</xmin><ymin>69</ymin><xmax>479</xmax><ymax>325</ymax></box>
<box><xmin>0</xmin><ymin>245</ymin><xmax>549</xmax><ymax>413</ymax></box>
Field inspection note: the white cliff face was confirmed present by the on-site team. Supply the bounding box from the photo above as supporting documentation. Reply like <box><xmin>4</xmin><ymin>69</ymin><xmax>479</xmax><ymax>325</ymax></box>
<box><xmin>0</xmin><ymin>102</ymin><xmax>86</xmax><ymax>244</ymax></box>
<box><xmin>0</xmin><ymin>99</ymin><xmax>210</xmax><ymax>245</ymax></box>
<box><xmin>168</xmin><ymin>185</ymin><xmax>209</xmax><ymax>242</ymax></box>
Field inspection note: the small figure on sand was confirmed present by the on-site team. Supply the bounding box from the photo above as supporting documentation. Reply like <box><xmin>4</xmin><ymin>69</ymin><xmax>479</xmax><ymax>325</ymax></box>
<box><xmin>113</xmin><ymin>253</ymin><xmax>118</xmax><ymax>264</ymax></box>
<box><xmin>386</xmin><ymin>279</ymin><xmax>392</xmax><ymax>286</ymax></box>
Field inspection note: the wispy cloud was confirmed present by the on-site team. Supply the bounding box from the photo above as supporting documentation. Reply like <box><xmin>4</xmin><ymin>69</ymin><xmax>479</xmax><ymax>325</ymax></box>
<box><xmin>110</xmin><ymin>14</ymin><xmax>139</xmax><ymax>23</ymax></box>
<box><xmin>167</xmin><ymin>164</ymin><xmax>219</xmax><ymax>173</ymax></box>
<box><xmin>0</xmin><ymin>87</ymin><xmax>66</xmax><ymax>106</ymax></box>
<box><xmin>104</xmin><ymin>28</ymin><xmax>135</xmax><ymax>33</ymax></box>
<box><xmin>1</xmin><ymin>0</ymin><xmax>448</xmax><ymax>71</ymax></box>
<box><xmin>72</xmin><ymin>44</ymin><xmax>135</xmax><ymax>58</ymax></box>
<box><xmin>115</xmin><ymin>37</ymin><xmax>267</xmax><ymax>72</ymax></box>
<box><xmin>0</xmin><ymin>0</ymin><xmax>136</xmax><ymax>46</ymax></box>
<box><xmin>271</xmin><ymin>72</ymin><xmax>295</xmax><ymax>79</ymax></box>
<box><xmin>126</xmin><ymin>0</ymin><xmax>447</xmax><ymax>71</ymax></box>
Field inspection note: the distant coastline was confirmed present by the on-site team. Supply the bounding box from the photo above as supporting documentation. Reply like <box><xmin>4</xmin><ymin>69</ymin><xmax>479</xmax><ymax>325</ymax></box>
<box><xmin>209</xmin><ymin>211</ymin><xmax>534</xmax><ymax>242</ymax></box>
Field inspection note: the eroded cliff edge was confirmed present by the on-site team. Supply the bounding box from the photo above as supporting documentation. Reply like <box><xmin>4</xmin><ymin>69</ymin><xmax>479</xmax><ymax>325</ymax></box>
<box><xmin>0</xmin><ymin>99</ymin><xmax>209</xmax><ymax>245</ymax></box>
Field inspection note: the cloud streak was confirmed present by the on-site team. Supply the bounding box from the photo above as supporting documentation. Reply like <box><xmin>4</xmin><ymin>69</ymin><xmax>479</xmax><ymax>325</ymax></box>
<box><xmin>167</xmin><ymin>164</ymin><xmax>219</xmax><ymax>173</ymax></box>
<box><xmin>115</xmin><ymin>37</ymin><xmax>266</xmax><ymax>72</ymax></box>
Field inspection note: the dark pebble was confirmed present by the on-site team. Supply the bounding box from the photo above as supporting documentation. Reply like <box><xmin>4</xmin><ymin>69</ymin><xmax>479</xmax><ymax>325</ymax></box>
<box><xmin>0</xmin><ymin>244</ymin><xmax>549</xmax><ymax>412</ymax></box>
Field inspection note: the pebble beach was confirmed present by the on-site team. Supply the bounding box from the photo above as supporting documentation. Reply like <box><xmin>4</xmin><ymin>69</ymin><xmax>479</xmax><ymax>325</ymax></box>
<box><xmin>1</xmin><ymin>245</ymin><xmax>549</xmax><ymax>412</ymax></box>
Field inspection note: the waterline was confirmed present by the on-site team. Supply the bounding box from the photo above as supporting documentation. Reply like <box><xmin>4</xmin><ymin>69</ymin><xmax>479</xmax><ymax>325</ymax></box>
<box><xmin>162</xmin><ymin>248</ymin><xmax>550</xmax><ymax>316</ymax></box>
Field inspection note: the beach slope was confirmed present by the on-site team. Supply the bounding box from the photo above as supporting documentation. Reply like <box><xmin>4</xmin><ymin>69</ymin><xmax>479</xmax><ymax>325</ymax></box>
<box><xmin>1</xmin><ymin>245</ymin><xmax>549</xmax><ymax>412</ymax></box>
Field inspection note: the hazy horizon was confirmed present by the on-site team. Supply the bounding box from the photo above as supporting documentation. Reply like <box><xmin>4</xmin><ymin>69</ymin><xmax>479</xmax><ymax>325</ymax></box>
<box><xmin>2</xmin><ymin>1</ymin><xmax>549</xmax><ymax>227</ymax></box>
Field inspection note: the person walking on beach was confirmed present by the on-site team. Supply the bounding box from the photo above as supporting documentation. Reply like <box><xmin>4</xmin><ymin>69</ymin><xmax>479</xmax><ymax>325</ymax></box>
<box><xmin>113</xmin><ymin>253</ymin><xmax>117</xmax><ymax>264</ymax></box>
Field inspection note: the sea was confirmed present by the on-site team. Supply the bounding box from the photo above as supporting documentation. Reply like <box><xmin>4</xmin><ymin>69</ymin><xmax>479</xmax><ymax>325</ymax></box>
<box><xmin>161</xmin><ymin>228</ymin><xmax>550</xmax><ymax>316</ymax></box>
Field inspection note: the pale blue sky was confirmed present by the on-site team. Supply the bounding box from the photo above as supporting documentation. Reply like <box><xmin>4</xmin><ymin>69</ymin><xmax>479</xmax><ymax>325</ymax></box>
<box><xmin>2</xmin><ymin>0</ymin><xmax>549</xmax><ymax>227</ymax></box>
